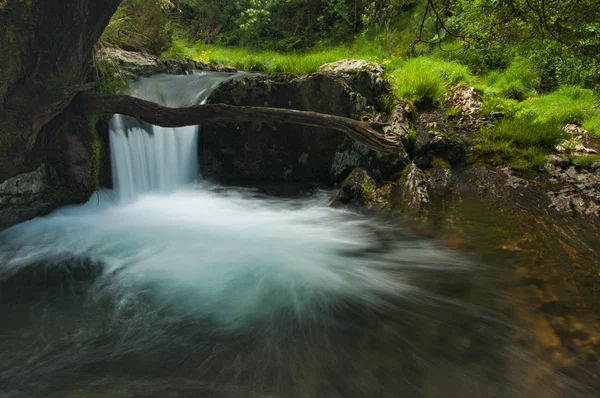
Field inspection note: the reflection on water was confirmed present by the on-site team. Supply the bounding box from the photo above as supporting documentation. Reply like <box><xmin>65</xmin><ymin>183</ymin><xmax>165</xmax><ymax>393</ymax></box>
<box><xmin>0</xmin><ymin>185</ymin><xmax>597</xmax><ymax>397</ymax></box>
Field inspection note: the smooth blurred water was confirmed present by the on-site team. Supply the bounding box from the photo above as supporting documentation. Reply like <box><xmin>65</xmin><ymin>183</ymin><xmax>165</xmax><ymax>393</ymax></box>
<box><xmin>0</xmin><ymin>185</ymin><xmax>590</xmax><ymax>397</ymax></box>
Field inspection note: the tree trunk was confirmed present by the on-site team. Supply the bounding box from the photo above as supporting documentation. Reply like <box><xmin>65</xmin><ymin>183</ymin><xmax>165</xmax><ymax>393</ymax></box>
<box><xmin>75</xmin><ymin>93</ymin><xmax>401</xmax><ymax>154</ymax></box>
<box><xmin>0</xmin><ymin>0</ymin><xmax>122</xmax><ymax>182</ymax></box>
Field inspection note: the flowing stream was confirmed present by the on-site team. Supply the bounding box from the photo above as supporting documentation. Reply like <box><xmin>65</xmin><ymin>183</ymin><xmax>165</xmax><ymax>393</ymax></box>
<box><xmin>0</xmin><ymin>73</ymin><xmax>596</xmax><ymax>397</ymax></box>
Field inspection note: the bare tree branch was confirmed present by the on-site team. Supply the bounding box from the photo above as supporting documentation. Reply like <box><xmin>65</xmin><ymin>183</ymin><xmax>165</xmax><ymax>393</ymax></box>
<box><xmin>75</xmin><ymin>92</ymin><xmax>403</xmax><ymax>154</ymax></box>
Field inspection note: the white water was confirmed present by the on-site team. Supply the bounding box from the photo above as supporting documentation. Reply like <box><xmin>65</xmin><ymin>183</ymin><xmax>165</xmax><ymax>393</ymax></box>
<box><xmin>0</xmin><ymin>73</ymin><xmax>471</xmax><ymax>329</ymax></box>
<box><xmin>109</xmin><ymin>72</ymin><xmax>239</xmax><ymax>201</ymax></box>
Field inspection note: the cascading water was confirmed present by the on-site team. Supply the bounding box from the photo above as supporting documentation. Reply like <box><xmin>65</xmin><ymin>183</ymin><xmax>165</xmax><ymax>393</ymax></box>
<box><xmin>109</xmin><ymin>72</ymin><xmax>239</xmax><ymax>201</ymax></box>
<box><xmin>0</xmin><ymin>73</ymin><xmax>594</xmax><ymax>397</ymax></box>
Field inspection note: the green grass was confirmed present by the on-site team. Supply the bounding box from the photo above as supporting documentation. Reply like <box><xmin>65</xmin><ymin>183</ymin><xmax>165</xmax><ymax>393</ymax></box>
<box><xmin>582</xmin><ymin>115</ymin><xmax>600</xmax><ymax>138</ymax></box>
<box><xmin>516</xmin><ymin>86</ymin><xmax>600</xmax><ymax>125</ymax></box>
<box><xmin>472</xmin><ymin>117</ymin><xmax>566</xmax><ymax>170</ymax></box>
<box><xmin>386</xmin><ymin>57</ymin><xmax>473</xmax><ymax>105</ymax></box>
<box><xmin>569</xmin><ymin>155</ymin><xmax>600</xmax><ymax>168</ymax></box>
<box><xmin>479</xmin><ymin>96</ymin><xmax>524</xmax><ymax>118</ymax></box>
<box><xmin>569</xmin><ymin>154</ymin><xmax>600</xmax><ymax>168</ymax></box>
<box><xmin>162</xmin><ymin>38</ymin><xmax>392</xmax><ymax>75</ymax></box>
<box><xmin>480</xmin><ymin>58</ymin><xmax>540</xmax><ymax>100</ymax></box>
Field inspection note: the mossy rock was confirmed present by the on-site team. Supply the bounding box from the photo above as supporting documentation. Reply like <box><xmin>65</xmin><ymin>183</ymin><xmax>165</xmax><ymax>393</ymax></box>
<box><xmin>331</xmin><ymin>168</ymin><xmax>377</xmax><ymax>207</ymax></box>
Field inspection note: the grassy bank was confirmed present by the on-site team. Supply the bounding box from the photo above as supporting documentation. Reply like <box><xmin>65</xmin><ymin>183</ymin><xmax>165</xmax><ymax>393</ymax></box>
<box><xmin>162</xmin><ymin>38</ymin><xmax>600</xmax><ymax>170</ymax></box>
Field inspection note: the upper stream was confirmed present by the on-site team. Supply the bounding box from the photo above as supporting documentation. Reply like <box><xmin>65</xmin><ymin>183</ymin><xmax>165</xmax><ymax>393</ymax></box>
<box><xmin>0</xmin><ymin>73</ymin><xmax>597</xmax><ymax>397</ymax></box>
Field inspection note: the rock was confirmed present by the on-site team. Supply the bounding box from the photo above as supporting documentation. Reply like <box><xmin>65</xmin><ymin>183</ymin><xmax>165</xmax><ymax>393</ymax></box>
<box><xmin>429</xmin><ymin>158</ymin><xmax>454</xmax><ymax>194</ymax></box>
<box><xmin>94</xmin><ymin>47</ymin><xmax>236</xmax><ymax>79</ymax></box>
<box><xmin>412</xmin><ymin>130</ymin><xmax>464</xmax><ymax>169</ymax></box>
<box><xmin>318</xmin><ymin>59</ymin><xmax>384</xmax><ymax>74</ymax></box>
<box><xmin>0</xmin><ymin>166</ymin><xmax>49</xmax><ymax>196</ymax></box>
<box><xmin>201</xmin><ymin>70</ymin><xmax>406</xmax><ymax>183</ymax></box>
<box><xmin>555</xmin><ymin>124</ymin><xmax>597</xmax><ymax>155</ymax></box>
<box><xmin>448</xmin><ymin>86</ymin><xmax>482</xmax><ymax>115</ymax></box>
<box><xmin>0</xmin><ymin>165</ymin><xmax>54</xmax><ymax>230</ymax></box>
<box><xmin>499</xmin><ymin>167</ymin><xmax>529</xmax><ymax>189</ymax></box>
<box><xmin>392</xmin><ymin>164</ymin><xmax>430</xmax><ymax>213</ymax></box>
<box><xmin>383</xmin><ymin>103</ymin><xmax>411</xmax><ymax>145</ymax></box>
<box><xmin>545</xmin><ymin>155</ymin><xmax>600</xmax><ymax>217</ymax></box>
<box><xmin>64</xmin><ymin>135</ymin><xmax>93</xmax><ymax>191</ymax></box>
<box><xmin>331</xmin><ymin>168</ymin><xmax>377</xmax><ymax>207</ymax></box>
<box><xmin>317</xmin><ymin>59</ymin><xmax>386</xmax><ymax>106</ymax></box>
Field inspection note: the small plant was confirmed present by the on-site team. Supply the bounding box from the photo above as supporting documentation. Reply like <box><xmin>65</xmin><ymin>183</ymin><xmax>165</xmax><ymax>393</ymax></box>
<box><xmin>195</xmin><ymin>50</ymin><xmax>211</xmax><ymax>64</ymax></box>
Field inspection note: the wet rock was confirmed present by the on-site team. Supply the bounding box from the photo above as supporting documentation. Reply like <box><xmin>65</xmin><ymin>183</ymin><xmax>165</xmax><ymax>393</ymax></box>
<box><xmin>64</xmin><ymin>135</ymin><xmax>93</xmax><ymax>191</ymax></box>
<box><xmin>499</xmin><ymin>167</ymin><xmax>529</xmax><ymax>189</ymax></box>
<box><xmin>412</xmin><ymin>130</ymin><xmax>464</xmax><ymax>169</ymax></box>
<box><xmin>545</xmin><ymin>156</ymin><xmax>600</xmax><ymax>217</ymax></box>
<box><xmin>331</xmin><ymin>168</ymin><xmax>377</xmax><ymax>207</ymax></box>
<box><xmin>0</xmin><ymin>165</ymin><xmax>54</xmax><ymax>230</ymax></box>
<box><xmin>428</xmin><ymin>160</ymin><xmax>454</xmax><ymax>194</ymax></box>
<box><xmin>392</xmin><ymin>164</ymin><xmax>430</xmax><ymax>213</ymax></box>
<box><xmin>0</xmin><ymin>165</ymin><xmax>49</xmax><ymax>196</ymax></box>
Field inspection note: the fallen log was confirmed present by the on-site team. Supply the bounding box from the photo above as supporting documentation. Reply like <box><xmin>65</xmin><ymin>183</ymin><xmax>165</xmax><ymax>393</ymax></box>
<box><xmin>75</xmin><ymin>92</ymin><xmax>402</xmax><ymax>154</ymax></box>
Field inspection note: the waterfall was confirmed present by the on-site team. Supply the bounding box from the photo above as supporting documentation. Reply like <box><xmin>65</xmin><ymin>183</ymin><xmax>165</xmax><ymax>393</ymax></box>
<box><xmin>109</xmin><ymin>72</ymin><xmax>239</xmax><ymax>201</ymax></box>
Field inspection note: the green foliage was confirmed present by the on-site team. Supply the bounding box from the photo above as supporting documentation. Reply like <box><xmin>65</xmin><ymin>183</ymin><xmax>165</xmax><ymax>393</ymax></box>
<box><xmin>480</xmin><ymin>58</ymin><xmax>540</xmax><ymax>100</ymax></box>
<box><xmin>387</xmin><ymin>57</ymin><xmax>473</xmax><ymax>104</ymax></box>
<box><xmin>101</xmin><ymin>0</ymin><xmax>175</xmax><ymax>55</ymax></box>
<box><xmin>472</xmin><ymin>117</ymin><xmax>566</xmax><ymax>170</ymax></box>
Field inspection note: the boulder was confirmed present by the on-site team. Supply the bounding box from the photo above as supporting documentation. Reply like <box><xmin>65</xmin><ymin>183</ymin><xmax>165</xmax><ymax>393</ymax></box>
<box><xmin>200</xmin><ymin>68</ymin><xmax>407</xmax><ymax>183</ymax></box>
<box><xmin>0</xmin><ymin>165</ymin><xmax>54</xmax><ymax>230</ymax></box>
<box><xmin>391</xmin><ymin>164</ymin><xmax>430</xmax><ymax>213</ymax></box>
<box><xmin>331</xmin><ymin>168</ymin><xmax>377</xmax><ymax>207</ymax></box>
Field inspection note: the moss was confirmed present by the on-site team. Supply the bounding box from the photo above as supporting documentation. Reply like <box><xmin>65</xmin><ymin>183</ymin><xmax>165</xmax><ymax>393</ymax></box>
<box><xmin>431</xmin><ymin>157</ymin><xmax>451</xmax><ymax>170</ymax></box>
<box><xmin>446</xmin><ymin>107</ymin><xmax>461</xmax><ymax>118</ymax></box>
<box><xmin>393</xmin><ymin>165</ymin><xmax>410</xmax><ymax>184</ymax></box>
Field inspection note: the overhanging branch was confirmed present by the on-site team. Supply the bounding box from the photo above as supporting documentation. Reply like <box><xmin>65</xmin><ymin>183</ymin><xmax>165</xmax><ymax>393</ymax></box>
<box><xmin>75</xmin><ymin>92</ymin><xmax>402</xmax><ymax>154</ymax></box>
